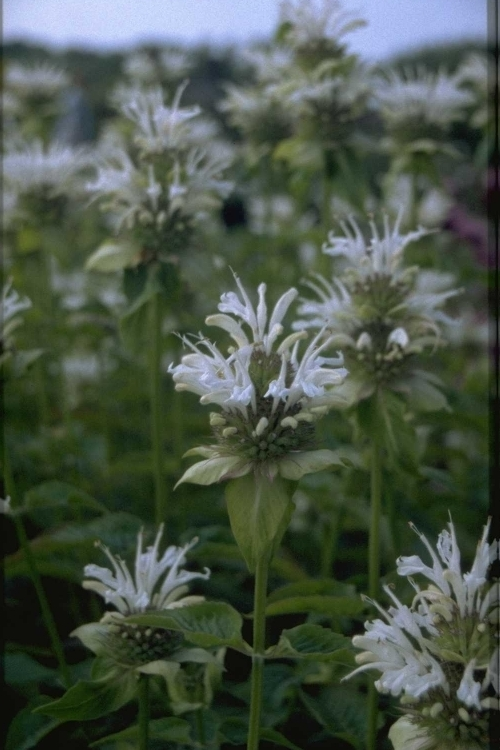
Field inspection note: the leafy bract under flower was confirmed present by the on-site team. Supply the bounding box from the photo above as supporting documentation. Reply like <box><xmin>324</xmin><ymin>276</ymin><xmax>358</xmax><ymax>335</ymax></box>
<box><xmin>169</xmin><ymin>274</ymin><xmax>348</xmax><ymax>484</ymax></box>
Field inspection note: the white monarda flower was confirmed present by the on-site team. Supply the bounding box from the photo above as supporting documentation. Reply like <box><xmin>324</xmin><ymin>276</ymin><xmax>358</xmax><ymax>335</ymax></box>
<box><xmin>1</xmin><ymin>279</ymin><xmax>31</xmax><ymax>363</ymax></box>
<box><xmin>74</xmin><ymin>525</ymin><xmax>212</xmax><ymax>671</ymax></box>
<box><xmin>346</xmin><ymin>518</ymin><xmax>498</xmax><ymax>750</ymax></box>
<box><xmin>279</xmin><ymin>0</ymin><xmax>366</xmax><ymax>55</ymax></box>
<box><xmin>5</xmin><ymin>63</ymin><xmax>69</xmax><ymax>98</ymax></box>
<box><xmin>294</xmin><ymin>212</ymin><xmax>460</xmax><ymax>408</ymax></box>
<box><xmin>83</xmin><ymin>524</ymin><xmax>210</xmax><ymax>615</ymax></box>
<box><xmin>374</xmin><ymin>67</ymin><xmax>473</xmax><ymax>132</ymax></box>
<box><xmin>169</xmin><ymin>274</ymin><xmax>348</xmax><ymax>484</ymax></box>
<box><xmin>4</xmin><ymin>139</ymin><xmax>90</xmax><ymax>201</ymax></box>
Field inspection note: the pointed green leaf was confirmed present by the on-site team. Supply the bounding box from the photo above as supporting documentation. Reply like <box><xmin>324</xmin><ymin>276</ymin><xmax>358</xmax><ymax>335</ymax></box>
<box><xmin>33</xmin><ymin>672</ymin><xmax>137</xmax><ymax>721</ymax></box>
<box><xmin>85</xmin><ymin>241</ymin><xmax>139</xmax><ymax>272</ymax></box>
<box><xmin>225</xmin><ymin>472</ymin><xmax>295</xmax><ymax>572</ymax></box>
<box><xmin>85</xmin><ymin>240</ymin><xmax>139</xmax><ymax>272</ymax></box>
<box><xmin>176</xmin><ymin>455</ymin><xmax>249</xmax><ymax>487</ymax></box>
<box><xmin>129</xmin><ymin>601</ymin><xmax>249</xmax><ymax>653</ymax></box>
<box><xmin>4</xmin><ymin>653</ymin><xmax>57</xmax><ymax>685</ymax></box>
<box><xmin>266</xmin><ymin>624</ymin><xmax>354</xmax><ymax>663</ymax></box>
<box><xmin>264</xmin><ymin>595</ymin><xmax>364</xmax><ymax>618</ymax></box>
<box><xmin>300</xmin><ymin>684</ymin><xmax>383</xmax><ymax>748</ymax></box>
<box><xmin>278</xmin><ymin>449</ymin><xmax>349</xmax><ymax>480</ymax></box>
<box><xmin>89</xmin><ymin>717</ymin><xmax>193</xmax><ymax>747</ymax></box>
<box><xmin>23</xmin><ymin>481</ymin><xmax>107</xmax><ymax>527</ymax></box>
<box><xmin>267</xmin><ymin>579</ymin><xmax>357</xmax><ymax>603</ymax></box>
<box><xmin>6</xmin><ymin>698</ymin><xmax>61</xmax><ymax>750</ymax></box>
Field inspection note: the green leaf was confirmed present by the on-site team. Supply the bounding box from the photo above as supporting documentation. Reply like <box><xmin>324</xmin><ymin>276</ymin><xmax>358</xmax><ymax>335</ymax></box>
<box><xmin>260</xmin><ymin>728</ymin><xmax>304</xmax><ymax>750</ymax></box>
<box><xmin>176</xmin><ymin>455</ymin><xmax>249</xmax><ymax>487</ymax></box>
<box><xmin>5</xmin><ymin>512</ymin><xmax>143</xmax><ymax>583</ymax></box>
<box><xmin>90</xmin><ymin>717</ymin><xmax>193</xmax><ymax>747</ymax></box>
<box><xmin>23</xmin><ymin>481</ymin><xmax>108</xmax><ymax>527</ymax></box>
<box><xmin>4</xmin><ymin>652</ymin><xmax>57</xmax><ymax>685</ymax></box>
<box><xmin>85</xmin><ymin>240</ymin><xmax>139</xmax><ymax>272</ymax></box>
<box><xmin>278</xmin><ymin>449</ymin><xmax>349</xmax><ymax>480</ymax></box>
<box><xmin>33</xmin><ymin>672</ymin><xmax>137</xmax><ymax>722</ymax></box>
<box><xmin>300</xmin><ymin>685</ymin><xmax>381</xmax><ymax>748</ymax></box>
<box><xmin>266</xmin><ymin>624</ymin><xmax>354</xmax><ymax>663</ymax></box>
<box><xmin>267</xmin><ymin>579</ymin><xmax>357</xmax><ymax>603</ymax></box>
<box><xmin>264</xmin><ymin>595</ymin><xmax>364</xmax><ymax>618</ymax></box>
<box><xmin>129</xmin><ymin>601</ymin><xmax>250</xmax><ymax>652</ymax></box>
<box><xmin>225</xmin><ymin>472</ymin><xmax>295</xmax><ymax>572</ymax></box>
<box><xmin>6</xmin><ymin>698</ymin><xmax>61</xmax><ymax>750</ymax></box>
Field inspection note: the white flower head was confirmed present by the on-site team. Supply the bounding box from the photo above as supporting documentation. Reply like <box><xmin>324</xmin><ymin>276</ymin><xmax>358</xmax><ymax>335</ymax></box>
<box><xmin>1</xmin><ymin>279</ymin><xmax>31</xmax><ymax>355</ymax></box>
<box><xmin>374</xmin><ymin>67</ymin><xmax>473</xmax><ymax>135</ymax></box>
<box><xmin>294</xmin><ymin>211</ymin><xmax>460</xmax><ymax>406</ymax></box>
<box><xmin>279</xmin><ymin>0</ymin><xmax>366</xmax><ymax>56</ymax></box>
<box><xmin>169</xmin><ymin>274</ymin><xmax>348</xmax><ymax>484</ymax></box>
<box><xmin>346</xmin><ymin>518</ymin><xmax>498</xmax><ymax>749</ymax></box>
<box><xmin>83</xmin><ymin>524</ymin><xmax>210</xmax><ymax>615</ymax></box>
<box><xmin>4</xmin><ymin>139</ymin><xmax>91</xmax><ymax>201</ymax></box>
<box><xmin>5</xmin><ymin>62</ymin><xmax>69</xmax><ymax>98</ymax></box>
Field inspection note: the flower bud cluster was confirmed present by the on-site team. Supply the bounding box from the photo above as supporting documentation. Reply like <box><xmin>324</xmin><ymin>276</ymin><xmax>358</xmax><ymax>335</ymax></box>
<box><xmin>345</xmin><ymin>518</ymin><xmax>499</xmax><ymax>750</ymax></box>
<box><xmin>99</xmin><ymin>612</ymin><xmax>185</xmax><ymax>667</ymax></box>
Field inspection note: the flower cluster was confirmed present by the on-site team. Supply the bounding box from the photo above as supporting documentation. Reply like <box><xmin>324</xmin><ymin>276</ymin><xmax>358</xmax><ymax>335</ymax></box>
<box><xmin>76</xmin><ymin>524</ymin><xmax>210</xmax><ymax>667</ymax></box>
<box><xmin>374</xmin><ymin>67</ymin><xmax>473</xmax><ymax>143</ymax></box>
<box><xmin>221</xmin><ymin>0</ymin><xmax>367</xmax><ymax>162</ymax></box>
<box><xmin>294</xmin><ymin>212</ymin><xmax>459</xmax><ymax>408</ymax></box>
<box><xmin>4</xmin><ymin>139</ymin><xmax>91</xmax><ymax>207</ymax></box>
<box><xmin>86</xmin><ymin>82</ymin><xmax>232</xmax><ymax>269</ymax></box>
<box><xmin>169</xmin><ymin>275</ymin><xmax>347</xmax><ymax>484</ymax></box>
<box><xmin>345</xmin><ymin>518</ymin><xmax>499</xmax><ymax>750</ymax></box>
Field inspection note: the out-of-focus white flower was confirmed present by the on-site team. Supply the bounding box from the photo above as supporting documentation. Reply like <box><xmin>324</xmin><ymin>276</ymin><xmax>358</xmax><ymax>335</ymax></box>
<box><xmin>456</xmin><ymin>53</ymin><xmax>490</xmax><ymax>130</ymax></box>
<box><xmin>279</xmin><ymin>0</ymin><xmax>366</xmax><ymax>57</ymax></box>
<box><xmin>83</xmin><ymin>524</ymin><xmax>209</xmax><ymax>615</ymax></box>
<box><xmin>169</xmin><ymin>274</ymin><xmax>348</xmax><ymax>484</ymax></box>
<box><xmin>346</xmin><ymin>518</ymin><xmax>499</xmax><ymax>750</ymax></box>
<box><xmin>374</xmin><ymin>67</ymin><xmax>473</xmax><ymax>134</ymax></box>
<box><xmin>5</xmin><ymin>63</ymin><xmax>69</xmax><ymax>98</ymax></box>
<box><xmin>0</xmin><ymin>496</ymin><xmax>12</xmax><ymax>514</ymax></box>
<box><xmin>4</xmin><ymin>139</ymin><xmax>91</xmax><ymax>201</ymax></box>
<box><xmin>1</xmin><ymin>279</ymin><xmax>31</xmax><ymax>355</ymax></box>
<box><xmin>294</xmin><ymin>211</ymin><xmax>460</xmax><ymax>407</ymax></box>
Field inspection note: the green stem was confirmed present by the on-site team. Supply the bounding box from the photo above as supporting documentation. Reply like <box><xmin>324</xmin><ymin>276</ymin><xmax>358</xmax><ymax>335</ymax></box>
<box><xmin>149</xmin><ymin>292</ymin><xmax>167</xmax><ymax>526</ymax></box>
<box><xmin>195</xmin><ymin>708</ymin><xmax>206</xmax><ymax>747</ymax></box>
<box><xmin>3</xmin><ymin>448</ymin><xmax>71</xmax><ymax>687</ymax></box>
<box><xmin>137</xmin><ymin>673</ymin><xmax>150</xmax><ymax>750</ymax></box>
<box><xmin>366</xmin><ymin>438</ymin><xmax>383</xmax><ymax>750</ymax></box>
<box><xmin>246</xmin><ymin>555</ymin><xmax>269</xmax><ymax>750</ymax></box>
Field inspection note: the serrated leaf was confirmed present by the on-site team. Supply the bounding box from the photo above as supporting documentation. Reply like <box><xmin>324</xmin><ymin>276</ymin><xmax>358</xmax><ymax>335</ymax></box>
<box><xmin>300</xmin><ymin>684</ymin><xmax>382</xmax><ymax>748</ymax></box>
<box><xmin>266</xmin><ymin>624</ymin><xmax>353</xmax><ymax>663</ymax></box>
<box><xmin>129</xmin><ymin>601</ymin><xmax>249</xmax><ymax>652</ymax></box>
<box><xmin>89</xmin><ymin>716</ymin><xmax>193</xmax><ymax>747</ymax></box>
<box><xmin>33</xmin><ymin>672</ymin><xmax>137</xmax><ymax>721</ymax></box>
<box><xmin>225</xmin><ymin>472</ymin><xmax>295</xmax><ymax>572</ymax></box>
<box><xmin>264</xmin><ymin>595</ymin><xmax>364</xmax><ymax>618</ymax></box>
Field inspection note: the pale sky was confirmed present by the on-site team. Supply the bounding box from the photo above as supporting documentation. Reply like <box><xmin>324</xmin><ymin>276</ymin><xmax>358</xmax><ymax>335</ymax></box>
<box><xmin>4</xmin><ymin>0</ymin><xmax>487</xmax><ymax>61</ymax></box>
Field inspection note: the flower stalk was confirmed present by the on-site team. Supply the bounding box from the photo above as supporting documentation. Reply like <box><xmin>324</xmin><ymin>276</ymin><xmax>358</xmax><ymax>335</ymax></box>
<box><xmin>138</xmin><ymin>673</ymin><xmax>150</xmax><ymax>750</ymax></box>
<box><xmin>149</xmin><ymin>291</ymin><xmax>167</xmax><ymax>525</ymax></box>
<box><xmin>247</xmin><ymin>554</ymin><xmax>269</xmax><ymax>750</ymax></box>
